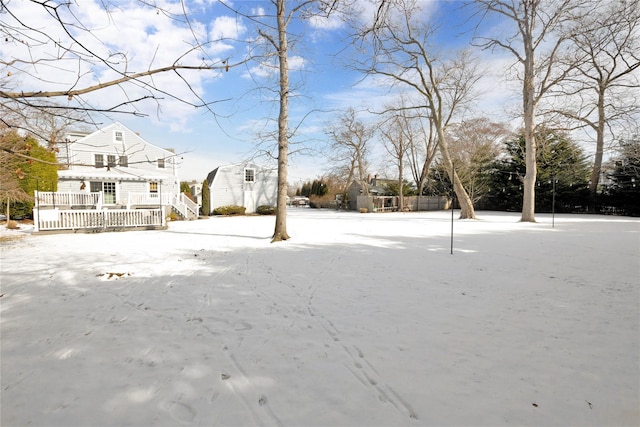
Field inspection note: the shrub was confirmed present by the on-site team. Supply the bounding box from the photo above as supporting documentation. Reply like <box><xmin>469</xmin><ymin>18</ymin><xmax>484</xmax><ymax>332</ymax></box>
<box><xmin>167</xmin><ymin>212</ymin><xmax>179</xmax><ymax>221</ymax></box>
<box><xmin>309</xmin><ymin>194</ymin><xmax>337</xmax><ymax>209</ymax></box>
<box><xmin>213</xmin><ymin>205</ymin><xmax>246</xmax><ymax>216</ymax></box>
<box><xmin>256</xmin><ymin>205</ymin><xmax>275</xmax><ymax>215</ymax></box>
<box><xmin>359</xmin><ymin>208</ymin><xmax>368</xmax><ymax>213</ymax></box>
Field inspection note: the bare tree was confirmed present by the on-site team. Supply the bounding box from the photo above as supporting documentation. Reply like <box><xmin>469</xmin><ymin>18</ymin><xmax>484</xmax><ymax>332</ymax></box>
<box><xmin>379</xmin><ymin>109</ymin><xmax>414</xmax><ymax>211</ymax></box>
<box><xmin>549</xmin><ymin>0</ymin><xmax>640</xmax><ymax>197</ymax></box>
<box><xmin>0</xmin><ymin>1</ymin><xmax>240</xmax><ymax>137</ymax></box>
<box><xmin>354</xmin><ymin>0</ymin><xmax>482</xmax><ymax>219</ymax></box>
<box><xmin>407</xmin><ymin>114</ymin><xmax>438</xmax><ymax>196</ymax></box>
<box><xmin>473</xmin><ymin>0</ymin><xmax>590</xmax><ymax>222</ymax></box>
<box><xmin>446</xmin><ymin>118</ymin><xmax>510</xmax><ymax>205</ymax></box>
<box><xmin>254</xmin><ymin>0</ymin><xmax>292</xmax><ymax>242</ymax></box>
<box><xmin>252</xmin><ymin>0</ymin><xmax>328</xmax><ymax>242</ymax></box>
<box><xmin>383</xmin><ymin>95</ymin><xmax>438</xmax><ymax>196</ymax></box>
<box><xmin>326</xmin><ymin>108</ymin><xmax>373</xmax><ymax>204</ymax></box>
<box><xmin>226</xmin><ymin>0</ymin><xmax>340</xmax><ymax>241</ymax></box>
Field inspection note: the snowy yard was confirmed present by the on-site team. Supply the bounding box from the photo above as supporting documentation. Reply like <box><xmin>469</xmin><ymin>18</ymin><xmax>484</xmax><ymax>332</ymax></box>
<box><xmin>1</xmin><ymin>209</ymin><xmax>638</xmax><ymax>426</ymax></box>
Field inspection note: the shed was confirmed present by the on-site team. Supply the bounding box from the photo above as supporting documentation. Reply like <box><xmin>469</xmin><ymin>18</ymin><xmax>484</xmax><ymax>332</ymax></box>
<box><xmin>205</xmin><ymin>162</ymin><xmax>277</xmax><ymax>214</ymax></box>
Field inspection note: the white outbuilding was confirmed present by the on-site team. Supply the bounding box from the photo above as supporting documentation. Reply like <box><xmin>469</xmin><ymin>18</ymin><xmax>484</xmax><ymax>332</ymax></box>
<box><xmin>205</xmin><ymin>162</ymin><xmax>278</xmax><ymax>214</ymax></box>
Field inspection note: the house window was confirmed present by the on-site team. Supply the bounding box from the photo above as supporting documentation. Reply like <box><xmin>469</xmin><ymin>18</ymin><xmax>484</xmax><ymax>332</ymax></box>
<box><xmin>119</xmin><ymin>155</ymin><xmax>128</xmax><ymax>167</ymax></box>
<box><xmin>107</xmin><ymin>155</ymin><xmax>116</xmax><ymax>168</ymax></box>
<box><xmin>149</xmin><ymin>182</ymin><xmax>158</xmax><ymax>194</ymax></box>
<box><xmin>157</xmin><ymin>158</ymin><xmax>165</xmax><ymax>169</ymax></box>
<box><xmin>94</xmin><ymin>154</ymin><xmax>104</xmax><ymax>168</ymax></box>
<box><xmin>244</xmin><ymin>168</ymin><xmax>255</xmax><ymax>183</ymax></box>
<box><xmin>90</xmin><ymin>181</ymin><xmax>116</xmax><ymax>204</ymax></box>
<box><xmin>115</xmin><ymin>131</ymin><xmax>123</xmax><ymax>142</ymax></box>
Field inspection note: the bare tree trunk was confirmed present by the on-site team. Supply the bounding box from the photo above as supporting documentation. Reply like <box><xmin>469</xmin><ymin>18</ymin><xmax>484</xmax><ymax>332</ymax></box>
<box><xmin>589</xmin><ymin>86</ymin><xmax>607</xmax><ymax>195</ymax></box>
<box><xmin>521</xmin><ymin>55</ymin><xmax>537</xmax><ymax>222</ymax></box>
<box><xmin>272</xmin><ymin>0</ymin><xmax>290</xmax><ymax>242</ymax></box>
<box><xmin>398</xmin><ymin>153</ymin><xmax>404</xmax><ymax>211</ymax></box>
<box><xmin>356</xmin><ymin>147</ymin><xmax>369</xmax><ymax>196</ymax></box>
<box><xmin>443</xmin><ymin>150</ymin><xmax>476</xmax><ymax>219</ymax></box>
<box><xmin>436</xmin><ymin>127</ymin><xmax>475</xmax><ymax>219</ymax></box>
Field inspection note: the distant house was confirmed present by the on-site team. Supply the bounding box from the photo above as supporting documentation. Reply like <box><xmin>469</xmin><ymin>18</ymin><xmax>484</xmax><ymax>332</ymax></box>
<box><xmin>187</xmin><ymin>180</ymin><xmax>203</xmax><ymax>206</ymax></box>
<box><xmin>347</xmin><ymin>175</ymin><xmax>448</xmax><ymax>212</ymax></box>
<box><xmin>33</xmin><ymin>122</ymin><xmax>198</xmax><ymax>232</ymax></box>
<box><xmin>205</xmin><ymin>162</ymin><xmax>277</xmax><ymax>214</ymax></box>
<box><xmin>346</xmin><ymin>175</ymin><xmax>396</xmax><ymax>211</ymax></box>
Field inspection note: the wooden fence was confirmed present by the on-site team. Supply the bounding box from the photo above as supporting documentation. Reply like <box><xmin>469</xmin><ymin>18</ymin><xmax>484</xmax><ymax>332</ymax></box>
<box><xmin>33</xmin><ymin>208</ymin><xmax>165</xmax><ymax>232</ymax></box>
<box><xmin>355</xmin><ymin>195</ymin><xmax>449</xmax><ymax>212</ymax></box>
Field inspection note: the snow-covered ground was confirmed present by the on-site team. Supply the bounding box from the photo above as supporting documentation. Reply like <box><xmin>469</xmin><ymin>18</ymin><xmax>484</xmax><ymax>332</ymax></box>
<box><xmin>1</xmin><ymin>209</ymin><xmax>638</xmax><ymax>426</ymax></box>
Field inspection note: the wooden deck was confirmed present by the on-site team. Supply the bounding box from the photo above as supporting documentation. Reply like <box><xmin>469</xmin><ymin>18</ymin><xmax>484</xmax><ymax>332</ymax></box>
<box><xmin>33</xmin><ymin>208</ymin><xmax>165</xmax><ymax>233</ymax></box>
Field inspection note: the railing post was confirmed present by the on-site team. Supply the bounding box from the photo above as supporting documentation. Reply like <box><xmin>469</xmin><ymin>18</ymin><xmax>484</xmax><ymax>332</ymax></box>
<box><xmin>33</xmin><ymin>206</ymin><xmax>40</xmax><ymax>232</ymax></box>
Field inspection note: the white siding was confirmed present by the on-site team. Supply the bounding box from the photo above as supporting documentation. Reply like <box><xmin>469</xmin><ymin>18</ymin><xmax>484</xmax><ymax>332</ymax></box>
<box><xmin>56</xmin><ymin>122</ymin><xmax>181</xmax><ymax>206</ymax></box>
<box><xmin>63</xmin><ymin>123</ymin><xmax>178</xmax><ymax>179</ymax></box>
<box><xmin>208</xmin><ymin>163</ymin><xmax>277</xmax><ymax>214</ymax></box>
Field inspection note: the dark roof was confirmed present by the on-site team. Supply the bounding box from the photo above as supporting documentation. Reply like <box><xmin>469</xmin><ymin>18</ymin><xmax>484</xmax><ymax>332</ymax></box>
<box><xmin>206</xmin><ymin>167</ymin><xmax>220</xmax><ymax>186</ymax></box>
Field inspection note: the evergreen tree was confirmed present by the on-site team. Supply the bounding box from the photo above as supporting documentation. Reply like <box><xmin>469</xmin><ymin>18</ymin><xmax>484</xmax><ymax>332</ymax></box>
<box><xmin>312</xmin><ymin>179</ymin><xmax>328</xmax><ymax>196</ymax></box>
<box><xmin>21</xmin><ymin>143</ymin><xmax>58</xmax><ymax>193</ymax></box>
<box><xmin>300</xmin><ymin>181</ymin><xmax>311</xmax><ymax>197</ymax></box>
<box><xmin>0</xmin><ymin>129</ymin><xmax>33</xmax><ymax>221</ymax></box>
<box><xmin>2</xmin><ymin>133</ymin><xmax>58</xmax><ymax>218</ymax></box>
<box><xmin>483</xmin><ymin>129</ymin><xmax>591</xmax><ymax>212</ymax></box>
<box><xmin>201</xmin><ymin>179</ymin><xmax>210</xmax><ymax>216</ymax></box>
<box><xmin>299</xmin><ymin>179</ymin><xmax>329</xmax><ymax>198</ymax></box>
<box><xmin>15</xmin><ymin>141</ymin><xmax>58</xmax><ymax>217</ymax></box>
<box><xmin>606</xmin><ymin>134</ymin><xmax>640</xmax><ymax>215</ymax></box>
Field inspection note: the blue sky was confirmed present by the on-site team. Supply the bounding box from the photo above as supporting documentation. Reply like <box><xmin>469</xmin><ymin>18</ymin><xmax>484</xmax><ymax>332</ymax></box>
<box><xmin>4</xmin><ymin>0</ymin><xmax>515</xmax><ymax>184</ymax></box>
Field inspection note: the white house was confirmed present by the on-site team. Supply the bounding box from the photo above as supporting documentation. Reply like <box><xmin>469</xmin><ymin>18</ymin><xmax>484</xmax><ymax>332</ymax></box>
<box><xmin>36</xmin><ymin>122</ymin><xmax>198</xmax><ymax>228</ymax></box>
<box><xmin>205</xmin><ymin>162</ymin><xmax>277</xmax><ymax>214</ymax></box>
<box><xmin>187</xmin><ymin>180</ymin><xmax>203</xmax><ymax>206</ymax></box>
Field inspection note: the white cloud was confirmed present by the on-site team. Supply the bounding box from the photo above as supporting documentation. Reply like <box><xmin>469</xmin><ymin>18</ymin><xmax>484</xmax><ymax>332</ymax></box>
<box><xmin>209</xmin><ymin>15</ymin><xmax>247</xmax><ymax>41</ymax></box>
<box><xmin>1</xmin><ymin>0</ymin><xmax>244</xmax><ymax>133</ymax></box>
<box><xmin>242</xmin><ymin>55</ymin><xmax>306</xmax><ymax>81</ymax></box>
<box><xmin>308</xmin><ymin>14</ymin><xmax>345</xmax><ymax>30</ymax></box>
<box><xmin>251</xmin><ymin>6</ymin><xmax>266</xmax><ymax>17</ymax></box>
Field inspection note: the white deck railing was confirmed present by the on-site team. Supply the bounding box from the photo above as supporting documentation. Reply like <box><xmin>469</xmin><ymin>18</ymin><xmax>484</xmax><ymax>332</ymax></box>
<box><xmin>36</xmin><ymin>191</ymin><xmax>103</xmax><ymax>208</ymax></box>
<box><xmin>128</xmin><ymin>192</ymin><xmax>199</xmax><ymax>219</ymax></box>
<box><xmin>33</xmin><ymin>208</ymin><xmax>164</xmax><ymax>232</ymax></box>
<box><xmin>33</xmin><ymin>191</ymin><xmax>198</xmax><ymax>229</ymax></box>
<box><xmin>168</xmin><ymin>193</ymin><xmax>199</xmax><ymax>219</ymax></box>
<box><xmin>126</xmin><ymin>192</ymin><xmax>173</xmax><ymax>207</ymax></box>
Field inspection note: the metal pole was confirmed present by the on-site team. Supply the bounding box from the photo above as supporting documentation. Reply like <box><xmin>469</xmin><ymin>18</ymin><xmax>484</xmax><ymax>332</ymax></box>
<box><xmin>35</xmin><ymin>180</ymin><xmax>40</xmax><ymax>231</ymax></box>
<box><xmin>451</xmin><ymin>161</ymin><xmax>454</xmax><ymax>255</ymax></box>
<box><xmin>552</xmin><ymin>173</ymin><xmax>556</xmax><ymax>228</ymax></box>
<box><xmin>159</xmin><ymin>181</ymin><xmax>164</xmax><ymax>227</ymax></box>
